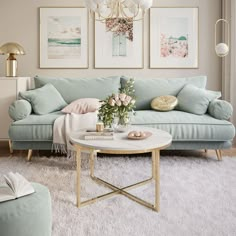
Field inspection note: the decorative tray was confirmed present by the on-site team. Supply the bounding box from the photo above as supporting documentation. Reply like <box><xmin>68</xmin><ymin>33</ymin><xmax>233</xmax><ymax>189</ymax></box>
<box><xmin>127</xmin><ymin>131</ymin><xmax>152</xmax><ymax>140</ymax></box>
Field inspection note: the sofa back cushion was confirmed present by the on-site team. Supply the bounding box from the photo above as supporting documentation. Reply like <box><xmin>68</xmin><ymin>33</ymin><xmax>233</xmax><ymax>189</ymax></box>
<box><xmin>121</xmin><ymin>76</ymin><xmax>207</xmax><ymax>110</ymax></box>
<box><xmin>34</xmin><ymin>76</ymin><xmax>121</xmax><ymax>104</ymax></box>
<box><xmin>20</xmin><ymin>84</ymin><xmax>67</xmax><ymax>115</ymax></box>
<box><xmin>176</xmin><ymin>84</ymin><xmax>221</xmax><ymax>115</ymax></box>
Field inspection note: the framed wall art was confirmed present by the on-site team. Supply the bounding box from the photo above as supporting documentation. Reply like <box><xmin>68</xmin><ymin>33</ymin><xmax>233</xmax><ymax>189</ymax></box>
<box><xmin>150</xmin><ymin>7</ymin><xmax>199</xmax><ymax>68</ymax></box>
<box><xmin>94</xmin><ymin>12</ymin><xmax>143</xmax><ymax>68</ymax></box>
<box><xmin>40</xmin><ymin>7</ymin><xmax>88</xmax><ymax>68</ymax></box>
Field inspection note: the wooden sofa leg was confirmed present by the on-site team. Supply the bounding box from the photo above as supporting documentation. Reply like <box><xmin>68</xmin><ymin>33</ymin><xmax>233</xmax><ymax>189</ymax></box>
<box><xmin>27</xmin><ymin>150</ymin><xmax>33</xmax><ymax>162</ymax></box>
<box><xmin>215</xmin><ymin>150</ymin><xmax>222</xmax><ymax>161</ymax></box>
<box><xmin>9</xmin><ymin>140</ymin><xmax>13</xmax><ymax>154</ymax></box>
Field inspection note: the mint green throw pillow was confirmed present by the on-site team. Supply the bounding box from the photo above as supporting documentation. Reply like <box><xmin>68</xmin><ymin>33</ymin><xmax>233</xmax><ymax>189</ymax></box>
<box><xmin>208</xmin><ymin>99</ymin><xmax>233</xmax><ymax>120</ymax></box>
<box><xmin>177</xmin><ymin>84</ymin><xmax>221</xmax><ymax>115</ymax></box>
<box><xmin>8</xmin><ymin>100</ymin><xmax>32</xmax><ymax>121</ymax></box>
<box><xmin>20</xmin><ymin>84</ymin><xmax>67</xmax><ymax>115</ymax></box>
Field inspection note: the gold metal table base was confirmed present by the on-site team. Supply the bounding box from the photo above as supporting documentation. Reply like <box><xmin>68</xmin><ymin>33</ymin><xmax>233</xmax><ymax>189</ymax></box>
<box><xmin>75</xmin><ymin>146</ymin><xmax>161</xmax><ymax>212</ymax></box>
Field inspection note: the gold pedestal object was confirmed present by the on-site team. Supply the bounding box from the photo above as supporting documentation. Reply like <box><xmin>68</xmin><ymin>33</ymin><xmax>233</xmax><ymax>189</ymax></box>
<box><xmin>6</xmin><ymin>54</ymin><xmax>17</xmax><ymax>77</ymax></box>
<box><xmin>0</xmin><ymin>42</ymin><xmax>25</xmax><ymax>77</ymax></box>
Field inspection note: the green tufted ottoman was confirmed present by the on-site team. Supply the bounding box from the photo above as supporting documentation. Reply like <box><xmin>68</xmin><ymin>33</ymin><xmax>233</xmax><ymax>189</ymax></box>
<box><xmin>0</xmin><ymin>183</ymin><xmax>52</xmax><ymax>236</ymax></box>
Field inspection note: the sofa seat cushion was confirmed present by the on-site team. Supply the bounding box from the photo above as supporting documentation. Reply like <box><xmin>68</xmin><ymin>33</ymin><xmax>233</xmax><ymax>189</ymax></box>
<box><xmin>131</xmin><ymin>110</ymin><xmax>235</xmax><ymax>141</ymax></box>
<box><xmin>9</xmin><ymin>110</ymin><xmax>235</xmax><ymax>143</ymax></box>
<box><xmin>9</xmin><ymin>112</ymin><xmax>63</xmax><ymax>141</ymax></box>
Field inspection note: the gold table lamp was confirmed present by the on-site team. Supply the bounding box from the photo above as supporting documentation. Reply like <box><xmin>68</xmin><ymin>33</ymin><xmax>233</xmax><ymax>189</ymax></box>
<box><xmin>0</xmin><ymin>42</ymin><xmax>25</xmax><ymax>77</ymax></box>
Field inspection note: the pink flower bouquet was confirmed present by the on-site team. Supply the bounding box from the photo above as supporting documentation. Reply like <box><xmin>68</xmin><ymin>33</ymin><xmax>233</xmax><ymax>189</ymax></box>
<box><xmin>98</xmin><ymin>78</ymin><xmax>136</xmax><ymax>128</ymax></box>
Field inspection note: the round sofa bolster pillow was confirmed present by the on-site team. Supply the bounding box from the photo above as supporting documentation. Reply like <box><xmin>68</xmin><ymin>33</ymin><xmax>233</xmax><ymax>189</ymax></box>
<box><xmin>208</xmin><ymin>99</ymin><xmax>233</xmax><ymax>120</ymax></box>
<box><xmin>9</xmin><ymin>100</ymin><xmax>32</xmax><ymax>121</ymax></box>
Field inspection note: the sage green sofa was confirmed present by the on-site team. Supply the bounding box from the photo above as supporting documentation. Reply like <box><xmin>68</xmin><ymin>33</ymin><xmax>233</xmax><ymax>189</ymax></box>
<box><xmin>8</xmin><ymin>76</ymin><xmax>235</xmax><ymax>159</ymax></box>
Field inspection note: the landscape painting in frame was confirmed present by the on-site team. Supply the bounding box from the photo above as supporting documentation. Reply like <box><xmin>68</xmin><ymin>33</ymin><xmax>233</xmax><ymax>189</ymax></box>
<box><xmin>40</xmin><ymin>8</ymin><xmax>88</xmax><ymax>68</ymax></box>
<box><xmin>150</xmin><ymin>8</ymin><xmax>198</xmax><ymax>68</ymax></box>
<box><xmin>95</xmin><ymin>12</ymin><xmax>143</xmax><ymax>68</ymax></box>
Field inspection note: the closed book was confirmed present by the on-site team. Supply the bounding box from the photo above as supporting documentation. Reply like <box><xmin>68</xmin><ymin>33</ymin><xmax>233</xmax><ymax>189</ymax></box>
<box><xmin>84</xmin><ymin>136</ymin><xmax>114</xmax><ymax>140</ymax></box>
<box><xmin>84</xmin><ymin>132</ymin><xmax>114</xmax><ymax>140</ymax></box>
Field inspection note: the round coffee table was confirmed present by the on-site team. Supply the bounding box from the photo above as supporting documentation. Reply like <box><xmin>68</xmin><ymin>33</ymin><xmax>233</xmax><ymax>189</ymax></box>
<box><xmin>70</xmin><ymin>126</ymin><xmax>172</xmax><ymax>212</ymax></box>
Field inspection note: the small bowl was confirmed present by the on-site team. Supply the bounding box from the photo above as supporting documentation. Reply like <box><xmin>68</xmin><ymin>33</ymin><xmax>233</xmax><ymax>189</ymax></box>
<box><xmin>127</xmin><ymin>131</ymin><xmax>152</xmax><ymax>140</ymax></box>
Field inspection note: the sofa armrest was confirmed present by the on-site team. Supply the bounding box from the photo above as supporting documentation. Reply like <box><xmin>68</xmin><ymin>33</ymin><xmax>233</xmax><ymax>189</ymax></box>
<box><xmin>208</xmin><ymin>99</ymin><xmax>233</xmax><ymax>120</ymax></box>
<box><xmin>8</xmin><ymin>100</ymin><xmax>32</xmax><ymax>121</ymax></box>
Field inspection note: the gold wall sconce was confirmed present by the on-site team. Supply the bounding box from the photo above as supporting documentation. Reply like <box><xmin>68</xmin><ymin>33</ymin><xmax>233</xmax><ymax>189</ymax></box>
<box><xmin>215</xmin><ymin>19</ymin><xmax>230</xmax><ymax>57</ymax></box>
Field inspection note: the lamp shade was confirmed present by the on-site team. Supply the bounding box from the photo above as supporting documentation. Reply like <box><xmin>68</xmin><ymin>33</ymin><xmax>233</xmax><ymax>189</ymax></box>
<box><xmin>215</xmin><ymin>43</ymin><xmax>229</xmax><ymax>57</ymax></box>
<box><xmin>0</xmin><ymin>42</ymin><xmax>25</xmax><ymax>55</ymax></box>
<box><xmin>141</xmin><ymin>0</ymin><xmax>153</xmax><ymax>9</ymax></box>
<box><xmin>93</xmin><ymin>0</ymin><xmax>105</xmax><ymax>3</ymax></box>
<box><xmin>84</xmin><ymin>0</ymin><xmax>96</xmax><ymax>10</ymax></box>
<box><xmin>132</xmin><ymin>0</ymin><xmax>145</xmax><ymax>4</ymax></box>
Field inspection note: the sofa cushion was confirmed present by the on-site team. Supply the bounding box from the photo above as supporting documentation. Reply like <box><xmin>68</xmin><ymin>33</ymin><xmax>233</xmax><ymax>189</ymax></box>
<box><xmin>9</xmin><ymin>112</ymin><xmax>63</xmax><ymax>141</ymax></box>
<box><xmin>20</xmin><ymin>84</ymin><xmax>67</xmax><ymax>115</ymax></box>
<box><xmin>9</xmin><ymin>110</ymin><xmax>235</xmax><ymax>142</ymax></box>
<box><xmin>208</xmin><ymin>99</ymin><xmax>233</xmax><ymax>120</ymax></box>
<box><xmin>131</xmin><ymin>110</ymin><xmax>235</xmax><ymax>141</ymax></box>
<box><xmin>121</xmin><ymin>76</ymin><xmax>207</xmax><ymax>110</ymax></box>
<box><xmin>176</xmin><ymin>84</ymin><xmax>221</xmax><ymax>115</ymax></box>
<box><xmin>34</xmin><ymin>76</ymin><xmax>121</xmax><ymax>104</ymax></box>
<box><xmin>9</xmin><ymin>100</ymin><xmax>32</xmax><ymax>121</ymax></box>
<box><xmin>62</xmin><ymin>98</ymin><xmax>101</xmax><ymax>114</ymax></box>
<box><xmin>151</xmin><ymin>95</ymin><xmax>178</xmax><ymax>111</ymax></box>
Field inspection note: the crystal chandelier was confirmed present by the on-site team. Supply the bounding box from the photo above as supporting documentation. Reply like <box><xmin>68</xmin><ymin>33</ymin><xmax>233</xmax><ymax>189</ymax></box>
<box><xmin>84</xmin><ymin>0</ymin><xmax>153</xmax><ymax>21</ymax></box>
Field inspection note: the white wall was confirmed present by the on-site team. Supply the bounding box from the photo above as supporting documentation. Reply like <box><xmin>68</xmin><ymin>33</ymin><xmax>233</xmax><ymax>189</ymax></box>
<box><xmin>0</xmin><ymin>0</ymin><xmax>222</xmax><ymax>90</ymax></box>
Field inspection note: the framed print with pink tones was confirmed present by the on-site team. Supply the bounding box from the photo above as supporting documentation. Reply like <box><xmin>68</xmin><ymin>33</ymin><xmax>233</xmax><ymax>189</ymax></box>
<box><xmin>150</xmin><ymin>8</ymin><xmax>198</xmax><ymax>68</ymax></box>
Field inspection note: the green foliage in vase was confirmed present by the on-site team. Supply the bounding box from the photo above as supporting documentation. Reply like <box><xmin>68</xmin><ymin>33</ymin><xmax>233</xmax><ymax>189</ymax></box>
<box><xmin>98</xmin><ymin>78</ymin><xmax>136</xmax><ymax>127</ymax></box>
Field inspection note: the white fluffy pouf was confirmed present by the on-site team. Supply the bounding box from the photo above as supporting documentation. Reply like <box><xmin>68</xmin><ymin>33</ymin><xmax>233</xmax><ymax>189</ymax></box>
<box><xmin>0</xmin><ymin>154</ymin><xmax>236</xmax><ymax>236</ymax></box>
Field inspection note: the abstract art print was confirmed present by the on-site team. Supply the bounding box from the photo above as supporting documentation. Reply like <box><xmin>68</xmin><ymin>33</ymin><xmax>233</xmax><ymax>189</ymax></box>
<box><xmin>95</xmin><ymin>12</ymin><xmax>143</xmax><ymax>68</ymax></box>
<box><xmin>40</xmin><ymin>8</ymin><xmax>88</xmax><ymax>68</ymax></box>
<box><xmin>47</xmin><ymin>16</ymin><xmax>81</xmax><ymax>59</ymax></box>
<box><xmin>150</xmin><ymin>8</ymin><xmax>198</xmax><ymax>68</ymax></box>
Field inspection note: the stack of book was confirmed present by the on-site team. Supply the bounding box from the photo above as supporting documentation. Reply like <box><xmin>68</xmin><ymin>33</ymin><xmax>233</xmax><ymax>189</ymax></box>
<box><xmin>84</xmin><ymin>132</ymin><xmax>114</xmax><ymax>140</ymax></box>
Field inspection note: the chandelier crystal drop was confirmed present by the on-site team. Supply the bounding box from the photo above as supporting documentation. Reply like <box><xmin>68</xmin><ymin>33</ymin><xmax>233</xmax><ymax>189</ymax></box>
<box><xmin>84</xmin><ymin>0</ymin><xmax>153</xmax><ymax>21</ymax></box>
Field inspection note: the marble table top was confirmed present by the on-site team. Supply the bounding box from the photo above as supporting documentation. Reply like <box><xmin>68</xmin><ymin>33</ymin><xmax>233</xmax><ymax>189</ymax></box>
<box><xmin>70</xmin><ymin>126</ymin><xmax>172</xmax><ymax>152</ymax></box>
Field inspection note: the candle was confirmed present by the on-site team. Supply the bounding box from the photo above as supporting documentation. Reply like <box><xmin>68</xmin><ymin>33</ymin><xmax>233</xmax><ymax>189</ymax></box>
<box><xmin>96</xmin><ymin>122</ymin><xmax>104</xmax><ymax>132</ymax></box>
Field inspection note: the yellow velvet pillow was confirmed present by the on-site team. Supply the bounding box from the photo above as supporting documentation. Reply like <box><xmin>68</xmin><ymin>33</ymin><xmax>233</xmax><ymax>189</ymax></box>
<box><xmin>151</xmin><ymin>95</ymin><xmax>178</xmax><ymax>111</ymax></box>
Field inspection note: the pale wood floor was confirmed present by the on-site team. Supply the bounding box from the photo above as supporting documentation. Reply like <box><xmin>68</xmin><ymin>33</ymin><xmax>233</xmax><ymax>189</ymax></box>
<box><xmin>0</xmin><ymin>141</ymin><xmax>236</xmax><ymax>159</ymax></box>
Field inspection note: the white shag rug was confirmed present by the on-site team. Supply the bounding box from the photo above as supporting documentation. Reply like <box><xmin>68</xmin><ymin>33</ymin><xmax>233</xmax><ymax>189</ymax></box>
<box><xmin>0</xmin><ymin>153</ymin><xmax>236</xmax><ymax>236</ymax></box>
